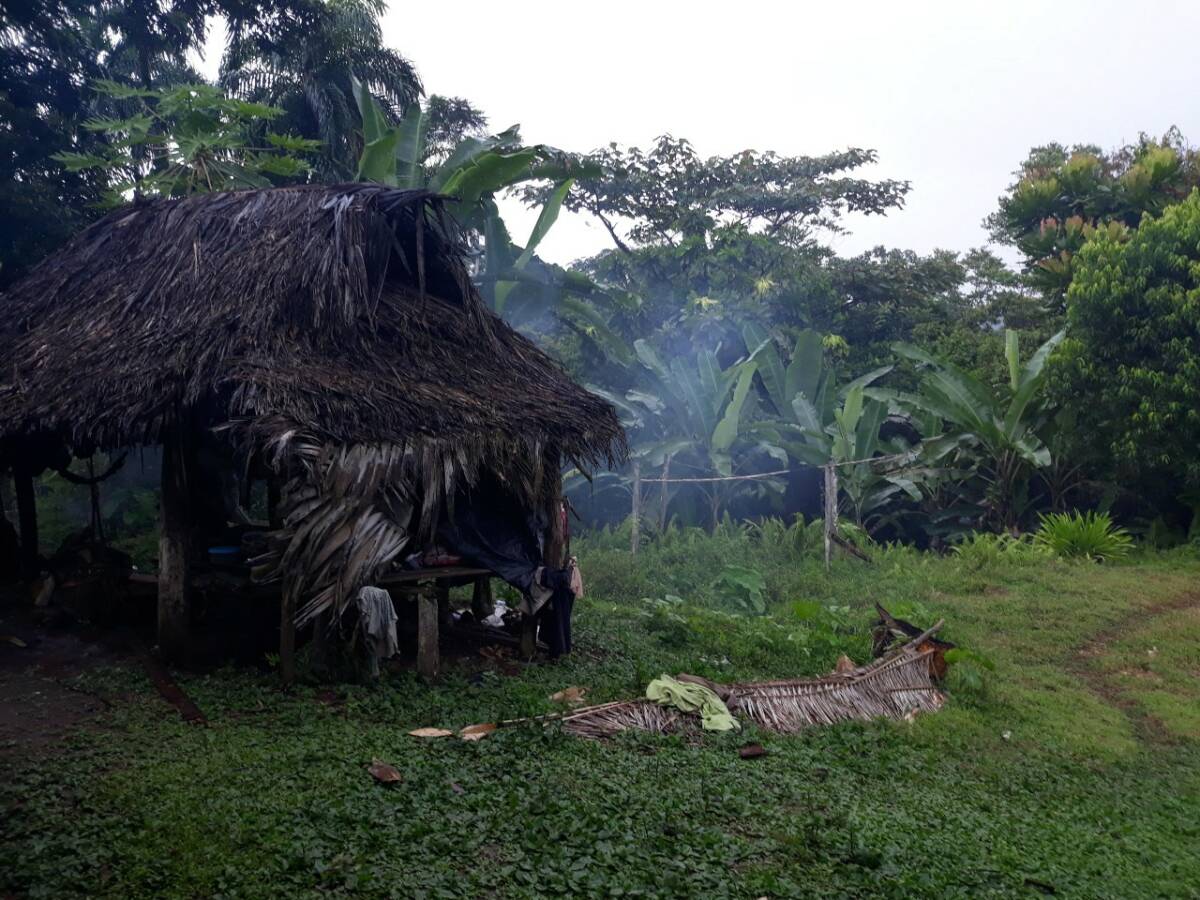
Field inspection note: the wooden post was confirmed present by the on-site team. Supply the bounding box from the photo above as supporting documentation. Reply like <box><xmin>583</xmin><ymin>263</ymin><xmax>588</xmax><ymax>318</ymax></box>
<box><xmin>12</xmin><ymin>468</ymin><xmax>39</xmax><ymax>579</ymax></box>
<box><xmin>658</xmin><ymin>455</ymin><xmax>672</xmax><ymax>532</ymax></box>
<box><xmin>279</xmin><ymin>589</ymin><xmax>297</xmax><ymax>684</ymax></box>
<box><xmin>523</xmin><ymin>461</ymin><xmax>566</xmax><ymax>659</ymax></box>
<box><xmin>158</xmin><ymin>434</ymin><xmax>192</xmax><ymax>664</ymax></box>
<box><xmin>417</xmin><ymin>588</ymin><xmax>439</xmax><ymax>679</ymax></box>
<box><xmin>823</xmin><ymin>462</ymin><xmax>838</xmax><ymax>573</ymax></box>
<box><xmin>629</xmin><ymin>459</ymin><xmax>641</xmax><ymax>556</ymax></box>
<box><xmin>471</xmin><ymin>575</ymin><xmax>493</xmax><ymax>621</ymax></box>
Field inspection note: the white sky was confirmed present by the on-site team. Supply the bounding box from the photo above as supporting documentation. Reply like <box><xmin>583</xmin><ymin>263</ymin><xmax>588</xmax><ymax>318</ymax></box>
<box><xmin>203</xmin><ymin>0</ymin><xmax>1200</xmax><ymax>267</ymax></box>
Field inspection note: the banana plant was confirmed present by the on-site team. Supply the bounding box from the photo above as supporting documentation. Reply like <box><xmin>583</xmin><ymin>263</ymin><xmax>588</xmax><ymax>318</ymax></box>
<box><xmin>586</xmin><ymin>336</ymin><xmax>784</xmax><ymax>529</ymax></box>
<box><xmin>891</xmin><ymin>328</ymin><xmax>1066</xmax><ymax>531</ymax></box>
<box><xmin>739</xmin><ymin>323</ymin><xmax>913</xmax><ymax>530</ymax></box>
<box><xmin>353</xmin><ymin>80</ymin><xmax>595</xmax><ymax>317</ymax></box>
<box><xmin>788</xmin><ymin>384</ymin><xmax>923</xmax><ymax>529</ymax></box>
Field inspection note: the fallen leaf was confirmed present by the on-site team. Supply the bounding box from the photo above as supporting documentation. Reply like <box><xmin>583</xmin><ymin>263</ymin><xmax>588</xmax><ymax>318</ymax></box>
<box><xmin>367</xmin><ymin>759</ymin><xmax>402</xmax><ymax>784</ymax></box>
<box><xmin>549</xmin><ymin>685</ymin><xmax>588</xmax><ymax>705</ymax></box>
<box><xmin>738</xmin><ymin>743</ymin><xmax>767</xmax><ymax>759</ymax></box>
<box><xmin>458</xmin><ymin>722</ymin><xmax>497</xmax><ymax>742</ymax></box>
<box><xmin>1</xmin><ymin>636</ymin><xmax>27</xmax><ymax>648</ymax></box>
<box><xmin>834</xmin><ymin>655</ymin><xmax>856</xmax><ymax>674</ymax></box>
<box><xmin>407</xmin><ymin>727</ymin><xmax>454</xmax><ymax>738</ymax></box>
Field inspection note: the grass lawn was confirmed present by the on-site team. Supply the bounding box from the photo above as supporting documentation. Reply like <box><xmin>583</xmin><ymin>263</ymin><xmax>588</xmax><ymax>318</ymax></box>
<box><xmin>2</xmin><ymin>536</ymin><xmax>1199</xmax><ymax>899</ymax></box>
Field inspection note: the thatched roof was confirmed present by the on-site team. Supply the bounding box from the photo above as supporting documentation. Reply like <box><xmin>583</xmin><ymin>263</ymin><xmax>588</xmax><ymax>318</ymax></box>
<box><xmin>0</xmin><ymin>184</ymin><xmax>625</xmax><ymax>469</ymax></box>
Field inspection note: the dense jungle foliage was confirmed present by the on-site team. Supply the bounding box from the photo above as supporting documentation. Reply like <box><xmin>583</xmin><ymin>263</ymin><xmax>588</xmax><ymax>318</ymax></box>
<box><xmin>3</xmin><ymin>0</ymin><xmax>1198</xmax><ymax>552</ymax></box>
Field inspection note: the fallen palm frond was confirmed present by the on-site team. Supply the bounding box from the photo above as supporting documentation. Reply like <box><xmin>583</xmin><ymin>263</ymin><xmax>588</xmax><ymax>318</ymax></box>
<box><xmin>557</xmin><ymin>625</ymin><xmax>946</xmax><ymax>739</ymax></box>
<box><xmin>873</xmin><ymin>602</ymin><xmax>955</xmax><ymax>678</ymax></box>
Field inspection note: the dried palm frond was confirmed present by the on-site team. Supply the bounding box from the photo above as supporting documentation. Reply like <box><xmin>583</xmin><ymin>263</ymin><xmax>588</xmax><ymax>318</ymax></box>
<box><xmin>558</xmin><ymin>630</ymin><xmax>946</xmax><ymax>740</ymax></box>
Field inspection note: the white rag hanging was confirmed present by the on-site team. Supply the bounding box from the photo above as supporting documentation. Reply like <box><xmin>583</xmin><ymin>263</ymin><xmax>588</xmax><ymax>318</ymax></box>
<box><xmin>356</xmin><ymin>586</ymin><xmax>399</xmax><ymax>672</ymax></box>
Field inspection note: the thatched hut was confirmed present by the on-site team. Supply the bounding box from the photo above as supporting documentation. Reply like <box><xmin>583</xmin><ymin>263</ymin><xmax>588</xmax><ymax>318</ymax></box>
<box><xmin>0</xmin><ymin>184</ymin><xmax>625</xmax><ymax>676</ymax></box>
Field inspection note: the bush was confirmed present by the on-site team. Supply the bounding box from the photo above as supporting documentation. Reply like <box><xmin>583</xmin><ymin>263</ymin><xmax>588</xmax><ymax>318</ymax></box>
<box><xmin>1033</xmin><ymin>510</ymin><xmax>1133</xmax><ymax>561</ymax></box>
<box><xmin>951</xmin><ymin>532</ymin><xmax>1049</xmax><ymax>570</ymax></box>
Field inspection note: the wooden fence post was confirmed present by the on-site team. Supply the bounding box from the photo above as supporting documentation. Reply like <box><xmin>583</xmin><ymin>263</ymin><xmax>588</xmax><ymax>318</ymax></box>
<box><xmin>658</xmin><ymin>455</ymin><xmax>672</xmax><ymax>532</ymax></box>
<box><xmin>823</xmin><ymin>462</ymin><xmax>838</xmax><ymax>573</ymax></box>
<box><xmin>630</xmin><ymin>460</ymin><xmax>641</xmax><ymax>556</ymax></box>
<box><xmin>158</xmin><ymin>433</ymin><xmax>192</xmax><ymax>664</ymax></box>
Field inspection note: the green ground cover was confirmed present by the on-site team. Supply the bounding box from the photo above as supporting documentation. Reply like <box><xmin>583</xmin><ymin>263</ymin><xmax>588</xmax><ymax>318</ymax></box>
<box><xmin>2</xmin><ymin>535</ymin><xmax>1199</xmax><ymax>898</ymax></box>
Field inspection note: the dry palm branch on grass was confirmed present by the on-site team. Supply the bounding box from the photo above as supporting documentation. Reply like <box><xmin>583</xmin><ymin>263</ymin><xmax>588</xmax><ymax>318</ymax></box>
<box><xmin>534</xmin><ymin>619</ymin><xmax>948</xmax><ymax>740</ymax></box>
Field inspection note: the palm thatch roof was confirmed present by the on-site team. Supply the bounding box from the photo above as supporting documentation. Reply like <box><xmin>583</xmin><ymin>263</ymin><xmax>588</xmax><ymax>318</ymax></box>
<box><xmin>0</xmin><ymin>184</ymin><xmax>624</xmax><ymax>469</ymax></box>
<box><xmin>0</xmin><ymin>185</ymin><xmax>625</xmax><ymax>624</ymax></box>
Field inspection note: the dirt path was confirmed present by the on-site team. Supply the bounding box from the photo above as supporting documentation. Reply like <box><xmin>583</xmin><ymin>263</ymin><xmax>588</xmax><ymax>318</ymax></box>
<box><xmin>0</xmin><ymin>615</ymin><xmax>130</xmax><ymax>755</ymax></box>
<box><xmin>1069</xmin><ymin>590</ymin><xmax>1200</xmax><ymax>743</ymax></box>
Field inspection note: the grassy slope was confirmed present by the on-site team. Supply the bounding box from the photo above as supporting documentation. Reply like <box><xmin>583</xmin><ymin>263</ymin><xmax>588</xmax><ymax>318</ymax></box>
<box><xmin>2</xmin><ymin>540</ymin><xmax>1199</xmax><ymax>899</ymax></box>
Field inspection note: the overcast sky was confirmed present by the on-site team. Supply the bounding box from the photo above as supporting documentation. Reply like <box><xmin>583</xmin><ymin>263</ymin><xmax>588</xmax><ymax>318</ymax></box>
<box><xmin>206</xmin><ymin>0</ymin><xmax>1200</xmax><ymax>267</ymax></box>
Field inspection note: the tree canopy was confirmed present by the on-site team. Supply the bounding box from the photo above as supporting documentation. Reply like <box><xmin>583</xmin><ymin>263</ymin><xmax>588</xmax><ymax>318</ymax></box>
<box><xmin>1054</xmin><ymin>190</ymin><xmax>1200</xmax><ymax>506</ymax></box>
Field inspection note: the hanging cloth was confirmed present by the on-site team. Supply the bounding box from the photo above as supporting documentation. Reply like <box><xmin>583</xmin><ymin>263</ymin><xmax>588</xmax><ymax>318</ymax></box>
<box><xmin>356</xmin><ymin>586</ymin><xmax>399</xmax><ymax>677</ymax></box>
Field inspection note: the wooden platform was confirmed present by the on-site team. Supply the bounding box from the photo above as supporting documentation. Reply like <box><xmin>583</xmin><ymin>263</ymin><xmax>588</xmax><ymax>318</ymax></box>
<box><xmin>128</xmin><ymin>565</ymin><xmax>499</xmax><ymax>681</ymax></box>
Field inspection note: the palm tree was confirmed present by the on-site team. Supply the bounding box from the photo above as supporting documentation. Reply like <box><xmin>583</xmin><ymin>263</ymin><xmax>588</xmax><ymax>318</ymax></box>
<box><xmin>221</xmin><ymin>0</ymin><xmax>421</xmax><ymax>179</ymax></box>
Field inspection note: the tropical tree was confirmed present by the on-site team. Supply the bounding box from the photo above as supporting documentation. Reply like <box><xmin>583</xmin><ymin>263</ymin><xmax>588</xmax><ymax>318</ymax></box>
<box><xmin>611</xmin><ymin>341</ymin><xmax>773</xmax><ymax>530</ymax></box>
<box><xmin>54</xmin><ymin>81</ymin><xmax>318</xmax><ymax>202</ymax></box>
<box><xmin>352</xmin><ymin>83</ymin><xmax>599</xmax><ymax>324</ymax></box>
<box><xmin>892</xmin><ymin>329</ymin><xmax>1065</xmax><ymax>532</ymax></box>
<box><xmin>0</xmin><ymin>0</ymin><xmax>109</xmax><ymax>284</ymax></box>
<box><xmin>987</xmin><ymin>131</ymin><xmax>1200</xmax><ymax>304</ymax></box>
<box><xmin>1053</xmin><ymin>190</ymin><xmax>1200</xmax><ymax>521</ymax></box>
<box><xmin>741</xmin><ymin>323</ymin><xmax>917</xmax><ymax>531</ymax></box>
<box><xmin>222</xmin><ymin>0</ymin><xmax>423</xmax><ymax>179</ymax></box>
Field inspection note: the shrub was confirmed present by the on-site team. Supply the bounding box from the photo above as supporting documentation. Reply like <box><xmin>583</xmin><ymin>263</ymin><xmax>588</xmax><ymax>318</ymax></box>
<box><xmin>1033</xmin><ymin>510</ymin><xmax>1133</xmax><ymax>561</ymax></box>
<box><xmin>951</xmin><ymin>531</ymin><xmax>1049</xmax><ymax>570</ymax></box>
<box><xmin>711</xmin><ymin>565</ymin><xmax>767</xmax><ymax>614</ymax></box>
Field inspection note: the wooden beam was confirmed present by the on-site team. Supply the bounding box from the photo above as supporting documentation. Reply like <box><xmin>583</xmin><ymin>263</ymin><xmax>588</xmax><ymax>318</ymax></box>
<box><xmin>417</xmin><ymin>589</ymin><xmax>439</xmax><ymax>679</ymax></box>
<box><xmin>12</xmin><ymin>468</ymin><xmax>38</xmax><ymax>579</ymax></box>
<box><xmin>157</xmin><ymin>434</ymin><xmax>192</xmax><ymax>665</ymax></box>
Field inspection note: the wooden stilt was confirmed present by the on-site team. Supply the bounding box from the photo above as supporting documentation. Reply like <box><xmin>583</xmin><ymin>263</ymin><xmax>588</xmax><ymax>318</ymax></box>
<box><xmin>436</xmin><ymin>581</ymin><xmax>451</xmax><ymax>626</ymax></box>
<box><xmin>158</xmin><ymin>435</ymin><xmax>192</xmax><ymax>664</ymax></box>
<box><xmin>417</xmin><ymin>589</ymin><xmax>439</xmax><ymax>679</ymax></box>
<box><xmin>471</xmin><ymin>576</ymin><xmax>494</xmax><ymax>621</ymax></box>
<box><xmin>519</xmin><ymin>616</ymin><xmax>537</xmax><ymax>659</ymax></box>
<box><xmin>12</xmin><ymin>468</ymin><xmax>39</xmax><ymax>579</ymax></box>
<box><xmin>523</xmin><ymin>462</ymin><xmax>567</xmax><ymax>659</ymax></box>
